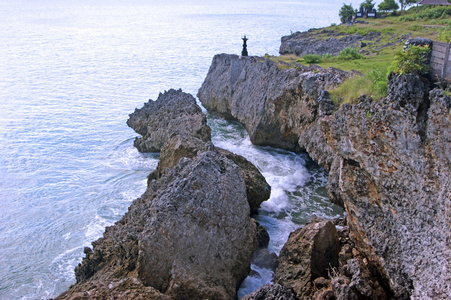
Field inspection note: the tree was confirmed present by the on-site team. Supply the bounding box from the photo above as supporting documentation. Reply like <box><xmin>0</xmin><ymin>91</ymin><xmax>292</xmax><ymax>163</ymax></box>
<box><xmin>360</xmin><ymin>0</ymin><xmax>375</xmax><ymax>11</ymax></box>
<box><xmin>339</xmin><ymin>3</ymin><xmax>355</xmax><ymax>23</ymax></box>
<box><xmin>398</xmin><ymin>0</ymin><xmax>418</xmax><ymax>12</ymax></box>
<box><xmin>378</xmin><ymin>0</ymin><xmax>399</xmax><ymax>12</ymax></box>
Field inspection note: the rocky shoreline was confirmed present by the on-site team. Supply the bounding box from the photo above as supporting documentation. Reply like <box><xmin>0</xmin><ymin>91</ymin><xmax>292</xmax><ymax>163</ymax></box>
<box><xmin>56</xmin><ymin>42</ymin><xmax>450</xmax><ymax>299</ymax></box>
<box><xmin>198</xmin><ymin>54</ymin><xmax>451</xmax><ymax>299</ymax></box>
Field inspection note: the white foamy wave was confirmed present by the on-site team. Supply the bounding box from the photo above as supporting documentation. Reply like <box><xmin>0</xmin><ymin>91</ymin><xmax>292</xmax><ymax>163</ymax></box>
<box><xmin>237</xmin><ymin>264</ymin><xmax>275</xmax><ymax>299</ymax></box>
<box><xmin>85</xmin><ymin>214</ymin><xmax>112</xmax><ymax>242</ymax></box>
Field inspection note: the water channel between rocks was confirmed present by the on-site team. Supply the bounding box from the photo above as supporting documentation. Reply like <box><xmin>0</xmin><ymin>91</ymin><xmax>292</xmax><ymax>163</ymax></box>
<box><xmin>206</xmin><ymin>115</ymin><xmax>344</xmax><ymax>297</ymax></box>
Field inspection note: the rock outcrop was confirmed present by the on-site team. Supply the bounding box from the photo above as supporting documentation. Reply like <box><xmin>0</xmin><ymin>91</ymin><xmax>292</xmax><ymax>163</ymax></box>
<box><xmin>279</xmin><ymin>29</ymin><xmax>381</xmax><ymax>57</ymax></box>
<box><xmin>198</xmin><ymin>54</ymin><xmax>351</xmax><ymax>154</ymax></box>
<box><xmin>273</xmin><ymin>216</ymin><xmax>341</xmax><ymax>298</ymax></box>
<box><xmin>126</xmin><ymin>89</ymin><xmax>211</xmax><ymax>152</ymax></box>
<box><xmin>198</xmin><ymin>53</ymin><xmax>451</xmax><ymax>299</ymax></box>
<box><xmin>58</xmin><ymin>89</ymin><xmax>271</xmax><ymax>299</ymax></box>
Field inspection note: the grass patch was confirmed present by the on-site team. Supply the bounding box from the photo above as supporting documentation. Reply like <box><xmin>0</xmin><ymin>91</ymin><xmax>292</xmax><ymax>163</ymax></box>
<box><xmin>267</xmin><ymin>6</ymin><xmax>449</xmax><ymax>105</ymax></box>
<box><xmin>329</xmin><ymin>71</ymin><xmax>388</xmax><ymax>105</ymax></box>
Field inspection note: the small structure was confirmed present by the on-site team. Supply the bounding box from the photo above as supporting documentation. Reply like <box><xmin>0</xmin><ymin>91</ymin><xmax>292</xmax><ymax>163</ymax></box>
<box><xmin>242</xmin><ymin>36</ymin><xmax>248</xmax><ymax>56</ymax></box>
<box><xmin>418</xmin><ymin>0</ymin><xmax>450</xmax><ymax>5</ymax></box>
<box><xmin>356</xmin><ymin>7</ymin><xmax>377</xmax><ymax>18</ymax></box>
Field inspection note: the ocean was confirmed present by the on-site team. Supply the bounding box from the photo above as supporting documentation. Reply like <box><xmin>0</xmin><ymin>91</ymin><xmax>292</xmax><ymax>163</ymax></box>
<box><xmin>0</xmin><ymin>0</ymin><xmax>348</xmax><ymax>298</ymax></box>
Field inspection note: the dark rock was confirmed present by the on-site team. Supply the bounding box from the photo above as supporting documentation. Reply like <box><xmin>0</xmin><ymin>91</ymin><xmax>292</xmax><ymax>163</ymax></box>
<box><xmin>241</xmin><ymin>283</ymin><xmax>296</xmax><ymax>300</ymax></box>
<box><xmin>317</xmin><ymin>90</ymin><xmax>336</xmax><ymax>117</ymax></box>
<box><xmin>331</xmin><ymin>276</ymin><xmax>358</xmax><ymax>300</ymax></box>
<box><xmin>274</xmin><ymin>217</ymin><xmax>340</xmax><ymax>298</ymax></box>
<box><xmin>127</xmin><ymin>89</ymin><xmax>211</xmax><ymax>152</ymax></box>
<box><xmin>255</xmin><ymin>221</ymin><xmax>270</xmax><ymax>248</ymax></box>
<box><xmin>147</xmin><ymin>135</ymin><xmax>270</xmax><ymax>215</ymax></box>
<box><xmin>251</xmin><ymin>248</ymin><xmax>279</xmax><ymax>271</ymax></box>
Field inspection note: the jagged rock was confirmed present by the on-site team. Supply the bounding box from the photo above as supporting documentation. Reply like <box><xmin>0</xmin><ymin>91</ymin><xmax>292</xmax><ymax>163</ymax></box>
<box><xmin>56</xmin><ymin>277</ymin><xmax>171</xmax><ymax>300</ymax></box>
<box><xmin>323</xmin><ymin>76</ymin><xmax>450</xmax><ymax>299</ymax></box>
<box><xmin>331</xmin><ymin>276</ymin><xmax>358</xmax><ymax>300</ymax></box>
<box><xmin>198</xmin><ymin>54</ymin><xmax>351</xmax><ymax>153</ymax></box>
<box><xmin>198</xmin><ymin>53</ymin><xmax>451</xmax><ymax>298</ymax></box>
<box><xmin>59</xmin><ymin>149</ymin><xmax>257</xmax><ymax>300</ymax></box>
<box><xmin>273</xmin><ymin>217</ymin><xmax>340</xmax><ymax>298</ymax></box>
<box><xmin>218</xmin><ymin>148</ymin><xmax>270</xmax><ymax>215</ymax></box>
<box><xmin>127</xmin><ymin>89</ymin><xmax>211</xmax><ymax>152</ymax></box>
<box><xmin>241</xmin><ymin>283</ymin><xmax>296</xmax><ymax>300</ymax></box>
<box><xmin>147</xmin><ymin>134</ymin><xmax>270</xmax><ymax>215</ymax></box>
<box><xmin>279</xmin><ymin>29</ymin><xmax>381</xmax><ymax>57</ymax></box>
<box><xmin>255</xmin><ymin>221</ymin><xmax>270</xmax><ymax>248</ymax></box>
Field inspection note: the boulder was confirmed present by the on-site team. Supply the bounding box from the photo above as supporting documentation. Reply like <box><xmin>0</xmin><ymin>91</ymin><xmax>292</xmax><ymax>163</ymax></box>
<box><xmin>147</xmin><ymin>135</ymin><xmax>270</xmax><ymax>215</ymax></box>
<box><xmin>59</xmin><ymin>149</ymin><xmax>257</xmax><ymax>300</ymax></box>
<box><xmin>273</xmin><ymin>216</ymin><xmax>340</xmax><ymax>298</ymax></box>
<box><xmin>218</xmin><ymin>148</ymin><xmax>270</xmax><ymax>215</ymax></box>
<box><xmin>127</xmin><ymin>89</ymin><xmax>211</xmax><ymax>152</ymax></box>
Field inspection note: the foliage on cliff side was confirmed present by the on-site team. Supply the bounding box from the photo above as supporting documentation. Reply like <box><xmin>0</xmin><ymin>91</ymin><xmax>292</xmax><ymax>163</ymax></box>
<box><xmin>273</xmin><ymin>5</ymin><xmax>449</xmax><ymax>104</ymax></box>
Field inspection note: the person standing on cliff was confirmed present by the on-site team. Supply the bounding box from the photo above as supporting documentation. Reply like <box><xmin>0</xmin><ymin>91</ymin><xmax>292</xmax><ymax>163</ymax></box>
<box><xmin>242</xmin><ymin>35</ymin><xmax>248</xmax><ymax>56</ymax></box>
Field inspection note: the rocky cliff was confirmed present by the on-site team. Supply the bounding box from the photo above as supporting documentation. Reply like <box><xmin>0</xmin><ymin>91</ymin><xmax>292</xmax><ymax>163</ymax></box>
<box><xmin>198</xmin><ymin>54</ymin><xmax>451</xmax><ymax>299</ymax></box>
<box><xmin>279</xmin><ymin>28</ymin><xmax>382</xmax><ymax>57</ymax></box>
<box><xmin>57</xmin><ymin>89</ymin><xmax>271</xmax><ymax>300</ymax></box>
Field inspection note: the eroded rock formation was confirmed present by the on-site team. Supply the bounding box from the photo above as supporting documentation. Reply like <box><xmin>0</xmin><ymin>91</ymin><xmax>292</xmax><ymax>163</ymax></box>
<box><xmin>126</xmin><ymin>89</ymin><xmax>211</xmax><ymax>152</ymax></box>
<box><xmin>198</xmin><ymin>53</ymin><xmax>451</xmax><ymax>299</ymax></box>
<box><xmin>57</xmin><ymin>89</ymin><xmax>271</xmax><ymax>299</ymax></box>
<box><xmin>279</xmin><ymin>29</ymin><xmax>382</xmax><ymax>57</ymax></box>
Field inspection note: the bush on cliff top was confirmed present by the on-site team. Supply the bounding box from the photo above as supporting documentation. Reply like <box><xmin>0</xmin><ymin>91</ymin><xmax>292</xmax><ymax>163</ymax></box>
<box><xmin>338</xmin><ymin>47</ymin><xmax>364</xmax><ymax>60</ymax></box>
<box><xmin>391</xmin><ymin>44</ymin><xmax>431</xmax><ymax>75</ymax></box>
<box><xmin>303</xmin><ymin>54</ymin><xmax>322</xmax><ymax>63</ymax></box>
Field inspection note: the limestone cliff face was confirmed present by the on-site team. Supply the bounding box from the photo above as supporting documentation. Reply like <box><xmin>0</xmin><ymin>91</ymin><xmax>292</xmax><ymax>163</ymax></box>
<box><xmin>198</xmin><ymin>54</ymin><xmax>451</xmax><ymax>299</ymax></box>
<box><xmin>198</xmin><ymin>54</ymin><xmax>350</xmax><ymax>156</ymax></box>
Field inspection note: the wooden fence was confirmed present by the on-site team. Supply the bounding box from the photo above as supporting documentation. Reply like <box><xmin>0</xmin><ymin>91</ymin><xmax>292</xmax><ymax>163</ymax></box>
<box><xmin>430</xmin><ymin>41</ymin><xmax>451</xmax><ymax>82</ymax></box>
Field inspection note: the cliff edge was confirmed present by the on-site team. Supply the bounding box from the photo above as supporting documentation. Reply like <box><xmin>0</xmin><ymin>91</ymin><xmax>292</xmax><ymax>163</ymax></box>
<box><xmin>198</xmin><ymin>54</ymin><xmax>451</xmax><ymax>299</ymax></box>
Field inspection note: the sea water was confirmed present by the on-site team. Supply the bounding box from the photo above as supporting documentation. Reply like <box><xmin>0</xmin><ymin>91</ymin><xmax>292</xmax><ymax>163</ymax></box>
<box><xmin>0</xmin><ymin>0</ymin><xmax>346</xmax><ymax>298</ymax></box>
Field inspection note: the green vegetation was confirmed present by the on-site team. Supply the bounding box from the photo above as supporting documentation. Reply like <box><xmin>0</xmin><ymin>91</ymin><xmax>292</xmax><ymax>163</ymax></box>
<box><xmin>338</xmin><ymin>47</ymin><xmax>364</xmax><ymax>60</ymax></box>
<box><xmin>268</xmin><ymin>5</ymin><xmax>450</xmax><ymax>104</ymax></box>
<box><xmin>378</xmin><ymin>0</ymin><xmax>399</xmax><ymax>13</ymax></box>
<box><xmin>361</xmin><ymin>0</ymin><xmax>375</xmax><ymax>11</ymax></box>
<box><xmin>391</xmin><ymin>44</ymin><xmax>431</xmax><ymax>75</ymax></box>
<box><xmin>398</xmin><ymin>0</ymin><xmax>418</xmax><ymax>13</ymax></box>
<box><xmin>400</xmin><ymin>6</ymin><xmax>451</xmax><ymax>21</ymax></box>
<box><xmin>438</xmin><ymin>26</ymin><xmax>451</xmax><ymax>43</ymax></box>
<box><xmin>303</xmin><ymin>54</ymin><xmax>322</xmax><ymax>63</ymax></box>
<box><xmin>339</xmin><ymin>3</ymin><xmax>355</xmax><ymax>24</ymax></box>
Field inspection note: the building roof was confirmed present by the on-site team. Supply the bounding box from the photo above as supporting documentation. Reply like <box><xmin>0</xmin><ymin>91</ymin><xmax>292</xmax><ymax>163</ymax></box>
<box><xmin>418</xmin><ymin>0</ymin><xmax>450</xmax><ymax>5</ymax></box>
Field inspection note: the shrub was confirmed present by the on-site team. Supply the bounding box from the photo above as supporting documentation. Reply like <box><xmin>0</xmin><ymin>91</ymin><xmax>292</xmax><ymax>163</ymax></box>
<box><xmin>322</xmin><ymin>53</ymin><xmax>333</xmax><ymax>59</ymax></box>
<box><xmin>407</xmin><ymin>24</ymin><xmax>423</xmax><ymax>31</ymax></box>
<box><xmin>303</xmin><ymin>54</ymin><xmax>322</xmax><ymax>63</ymax></box>
<box><xmin>338</xmin><ymin>47</ymin><xmax>364</xmax><ymax>60</ymax></box>
<box><xmin>369</xmin><ymin>68</ymin><xmax>388</xmax><ymax>95</ymax></box>
<box><xmin>438</xmin><ymin>26</ymin><xmax>451</xmax><ymax>43</ymax></box>
<box><xmin>391</xmin><ymin>44</ymin><xmax>431</xmax><ymax>75</ymax></box>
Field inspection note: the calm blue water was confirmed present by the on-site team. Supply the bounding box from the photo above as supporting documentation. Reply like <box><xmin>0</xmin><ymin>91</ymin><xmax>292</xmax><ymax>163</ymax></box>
<box><xmin>0</xmin><ymin>0</ymin><xmax>347</xmax><ymax>298</ymax></box>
